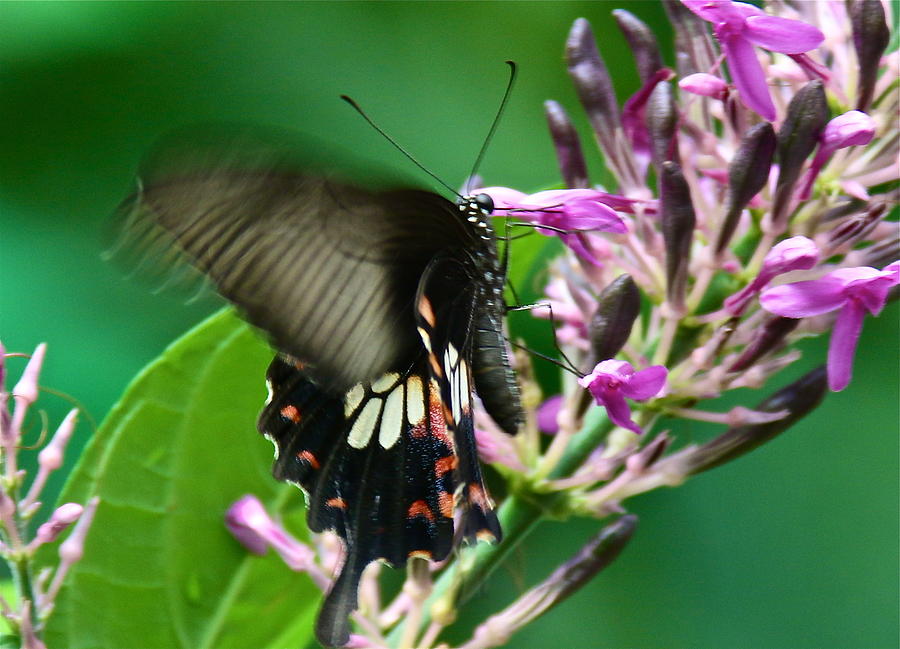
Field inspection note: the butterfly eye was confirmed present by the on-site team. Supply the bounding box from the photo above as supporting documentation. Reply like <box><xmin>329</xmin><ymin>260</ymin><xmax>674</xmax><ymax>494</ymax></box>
<box><xmin>475</xmin><ymin>193</ymin><xmax>494</xmax><ymax>215</ymax></box>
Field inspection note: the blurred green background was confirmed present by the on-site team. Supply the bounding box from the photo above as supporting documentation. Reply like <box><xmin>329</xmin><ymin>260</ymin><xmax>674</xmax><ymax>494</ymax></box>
<box><xmin>1</xmin><ymin>2</ymin><xmax>896</xmax><ymax>648</ymax></box>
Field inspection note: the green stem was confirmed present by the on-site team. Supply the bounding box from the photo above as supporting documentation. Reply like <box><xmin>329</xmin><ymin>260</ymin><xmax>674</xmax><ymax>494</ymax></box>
<box><xmin>549</xmin><ymin>408</ymin><xmax>613</xmax><ymax>479</ymax></box>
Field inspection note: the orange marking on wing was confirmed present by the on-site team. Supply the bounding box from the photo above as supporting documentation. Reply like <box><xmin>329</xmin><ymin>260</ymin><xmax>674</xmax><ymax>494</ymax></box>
<box><xmin>437</xmin><ymin>491</ymin><xmax>454</xmax><ymax>518</ymax></box>
<box><xmin>407</xmin><ymin>500</ymin><xmax>435</xmax><ymax>522</ymax></box>
<box><xmin>418</xmin><ymin>295</ymin><xmax>437</xmax><ymax>327</ymax></box>
<box><xmin>476</xmin><ymin>528</ymin><xmax>498</xmax><ymax>542</ymax></box>
<box><xmin>434</xmin><ymin>455</ymin><xmax>458</xmax><ymax>476</ymax></box>
<box><xmin>326</xmin><ymin>497</ymin><xmax>347</xmax><ymax>509</ymax></box>
<box><xmin>428</xmin><ymin>354</ymin><xmax>443</xmax><ymax>378</ymax></box>
<box><xmin>297</xmin><ymin>450</ymin><xmax>320</xmax><ymax>469</ymax></box>
<box><xmin>408</xmin><ymin>549</ymin><xmax>433</xmax><ymax>560</ymax></box>
<box><xmin>280</xmin><ymin>404</ymin><xmax>302</xmax><ymax>423</ymax></box>
<box><xmin>468</xmin><ymin>483</ymin><xmax>489</xmax><ymax>509</ymax></box>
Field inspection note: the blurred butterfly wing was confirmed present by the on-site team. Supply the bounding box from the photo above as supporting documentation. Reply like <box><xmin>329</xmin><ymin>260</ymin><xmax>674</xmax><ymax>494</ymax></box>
<box><xmin>115</xmin><ymin>134</ymin><xmax>474</xmax><ymax>391</ymax></box>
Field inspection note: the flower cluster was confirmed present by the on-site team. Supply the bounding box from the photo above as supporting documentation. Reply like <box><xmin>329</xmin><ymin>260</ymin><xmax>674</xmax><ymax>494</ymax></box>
<box><xmin>227</xmin><ymin>2</ymin><xmax>897</xmax><ymax>647</ymax></box>
<box><xmin>0</xmin><ymin>343</ymin><xmax>99</xmax><ymax>648</ymax></box>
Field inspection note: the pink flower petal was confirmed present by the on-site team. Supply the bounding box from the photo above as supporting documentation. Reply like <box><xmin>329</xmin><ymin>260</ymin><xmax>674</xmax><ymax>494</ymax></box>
<box><xmin>827</xmin><ymin>300</ymin><xmax>865</xmax><ymax>391</ymax></box>
<box><xmin>720</xmin><ymin>32</ymin><xmax>776</xmax><ymax>121</ymax></box>
<box><xmin>682</xmin><ymin>0</ymin><xmax>743</xmax><ymax>23</ymax></box>
<box><xmin>621</xmin><ymin>365</ymin><xmax>668</xmax><ymax>401</ymax></box>
<box><xmin>743</xmin><ymin>15</ymin><xmax>824</xmax><ymax>54</ymax></box>
<box><xmin>476</xmin><ymin>186</ymin><xmax>526</xmax><ymax>208</ymax></box>
<box><xmin>601</xmin><ymin>390</ymin><xmax>643</xmax><ymax>435</ymax></box>
<box><xmin>679</xmin><ymin>72</ymin><xmax>729</xmax><ymax>98</ymax></box>
<box><xmin>536</xmin><ymin>395</ymin><xmax>563</xmax><ymax>434</ymax></box>
<box><xmin>759</xmin><ymin>276</ymin><xmax>846</xmax><ymax>317</ymax></box>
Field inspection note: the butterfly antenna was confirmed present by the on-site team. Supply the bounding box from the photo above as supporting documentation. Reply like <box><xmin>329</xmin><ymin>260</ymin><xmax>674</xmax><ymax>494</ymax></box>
<box><xmin>506</xmin><ymin>301</ymin><xmax>582</xmax><ymax>375</ymax></box>
<box><xmin>340</xmin><ymin>94</ymin><xmax>462</xmax><ymax>199</ymax></box>
<box><xmin>466</xmin><ymin>60</ymin><xmax>518</xmax><ymax>195</ymax></box>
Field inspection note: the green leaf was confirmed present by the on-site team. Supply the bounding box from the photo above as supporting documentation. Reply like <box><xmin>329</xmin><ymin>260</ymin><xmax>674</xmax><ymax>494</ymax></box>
<box><xmin>41</xmin><ymin>309</ymin><xmax>319</xmax><ymax>649</ymax></box>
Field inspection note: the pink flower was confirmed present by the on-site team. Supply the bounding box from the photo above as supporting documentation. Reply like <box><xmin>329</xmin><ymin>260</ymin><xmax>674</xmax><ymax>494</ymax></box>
<box><xmin>536</xmin><ymin>395</ymin><xmax>564</xmax><ymax>433</ymax></box>
<box><xmin>682</xmin><ymin>0</ymin><xmax>824</xmax><ymax>121</ymax></box>
<box><xmin>725</xmin><ymin>236</ymin><xmax>820</xmax><ymax>315</ymax></box>
<box><xmin>225</xmin><ymin>495</ymin><xmax>314</xmax><ymax>570</ymax></box>
<box><xmin>679</xmin><ymin>72</ymin><xmax>729</xmax><ymax>100</ymax></box>
<box><xmin>478</xmin><ymin>186</ymin><xmax>628</xmax><ymax>266</ymax></box>
<box><xmin>578</xmin><ymin>360</ymin><xmax>668</xmax><ymax>434</ymax></box>
<box><xmin>760</xmin><ymin>261</ymin><xmax>900</xmax><ymax>391</ymax></box>
<box><xmin>800</xmin><ymin>111</ymin><xmax>877</xmax><ymax>199</ymax></box>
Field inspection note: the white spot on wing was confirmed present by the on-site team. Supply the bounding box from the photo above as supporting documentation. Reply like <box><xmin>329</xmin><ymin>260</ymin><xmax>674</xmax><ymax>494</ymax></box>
<box><xmin>379</xmin><ymin>387</ymin><xmax>404</xmax><ymax>448</ymax></box>
<box><xmin>348</xmin><ymin>398</ymin><xmax>381</xmax><ymax>449</ymax></box>
<box><xmin>264</xmin><ymin>379</ymin><xmax>274</xmax><ymax>406</ymax></box>
<box><xmin>406</xmin><ymin>375</ymin><xmax>425</xmax><ymax>426</ymax></box>
<box><xmin>460</xmin><ymin>359</ymin><xmax>471</xmax><ymax>413</ymax></box>
<box><xmin>345</xmin><ymin>383</ymin><xmax>365</xmax><ymax>417</ymax></box>
<box><xmin>417</xmin><ymin>327</ymin><xmax>432</xmax><ymax>353</ymax></box>
<box><xmin>371</xmin><ymin>372</ymin><xmax>399</xmax><ymax>394</ymax></box>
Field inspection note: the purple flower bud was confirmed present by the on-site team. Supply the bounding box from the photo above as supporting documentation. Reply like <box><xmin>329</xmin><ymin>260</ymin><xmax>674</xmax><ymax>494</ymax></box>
<box><xmin>58</xmin><ymin>496</ymin><xmax>98</xmax><ymax>565</ymax></box>
<box><xmin>725</xmin><ymin>235</ymin><xmax>820</xmax><ymax>315</ymax></box>
<box><xmin>544</xmin><ymin>100</ymin><xmax>589</xmax><ymax>189</ymax></box>
<box><xmin>660</xmin><ymin>161</ymin><xmax>696</xmax><ymax>311</ymax></box>
<box><xmin>589</xmin><ymin>274</ymin><xmax>641</xmax><ymax>362</ymax></box>
<box><xmin>771</xmin><ymin>81</ymin><xmax>829</xmax><ymax>230</ymax></box>
<box><xmin>536</xmin><ymin>395</ymin><xmax>564</xmax><ymax>434</ymax></box>
<box><xmin>579</xmin><ymin>360</ymin><xmax>667</xmax><ymax>434</ymax></box>
<box><xmin>225</xmin><ymin>494</ymin><xmax>315</xmax><ymax>570</ymax></box>
<box><xmin>760</xmin><ymin>261</ymin><xmax>900</xmax><ymax>390</ymax></box>
<box><xmin>566</xmin><ymin>18</ymin><xmax>620</xmax><ymax>157</ymax></box>
<box><xmin>35</xmin><ymin>503</ymin><xmax>84</xmax><ymax>545</ymax></box>
<box><xmin>613</xmin><ymin>9</ymin><xmax>664</xmax><ymax>83</ymax></box>
<box><xmin>663</xmin><ymin>0</ymin><xmax>716</xmax><ymax>78</ymax></box>
<box><xmin>679</xmin><ymin>73</ymin><xmax>728</xmax><ymax>99</ymax></box>
<box><xmin>647</xmin><ymin>81</ymin><xmax>679</xmax><ymax>174</ymax></box>
<box><xmin>12</xmin><ymin>343</ymin><xmax>46</xmax><ymax>405</ymax></box>
<box><xmin>728</xmin><ymin>316</ymin><xmax>800</xmax><ymax>372</ymax></box>
<box><xmin>716</xmin><ymin>122</ymin><xmax>776</xmax><ymax>256</ymax></box>
<box><xmin>850</xmin><ymin>0</ymin><xmax>891</xmax><ymax>112</ymax></box>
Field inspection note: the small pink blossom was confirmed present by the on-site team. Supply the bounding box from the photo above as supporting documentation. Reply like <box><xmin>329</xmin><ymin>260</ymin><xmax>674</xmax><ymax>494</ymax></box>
<box><xmin>760</xmin><ymin>261</ymin><xmax>900</xmax><ymax>391</ymax></box>
<box><xmin>226</xmin><ymin>495</ymin><xmax>315</xmax><ymax>571</ymax></box>
<box><xmin>725</xmin><ymin>236</ymin><xmax>820</xmax><ymax>315</ymax></box>
<box><xmin>800</xmin><ymin>111</ymin><xmax>877</xmax><ymax>199</ymax></box>
<box><xmin>478</xmin><ymin>186</ymin><xmax>628</xmax><ymax>266</ymax></box>
<box><xmin>679</xmin><ymin>73</ymin><xmax>729</xmax><ymax>100</ymax></box>
<box><xmin>536</xmin><ymin>395</ymin><xmax>564</xmax><ymax>434</ymax></box>
<box><xmin>682</xmin><ymin>0</ymin><xmax>824</xmax><ymax>120</ymax></box>
<box><xmin>578</xmin><ymin>360</ymin><xmax>668</xmax><ymax>434</ymax></box>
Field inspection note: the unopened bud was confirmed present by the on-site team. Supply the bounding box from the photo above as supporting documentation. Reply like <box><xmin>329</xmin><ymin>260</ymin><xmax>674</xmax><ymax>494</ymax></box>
<box><xmin>13</xmin><ymin>343</ymin><xmax>46</xmax><ymax>405</ymax></box>
<box><xmin>589</xmin><ymin>274</ymin><xmax>641</xmax><ymax>361</ymax></box>
<box><xmin>545</xmin><ymin>100</ymin><xmax>590</xmax><ymax>189</ymax></box>
<box><xmin>716</xmin><ymin>123</ymin><xmax>776</xmax><ymax>256</ymax></box>
<box><xmin>772</xmin><ymin>81</ymin><xmax>829</xmax><ymax>231</ymax></box>
<box><xmin>850</xmin><ymin>0</ymin><xmax>891</xmax><ymax>112</ymax></box>
<box><xmin>728</xmin><ymin>316</ymin><xmax>800</xmax><ymax>372</ymax></box>
<box><xmin>660</xmin><ymin>161</ymin><xmax>696</xmax><ymax>311</ymax></box>
<box><xmin>683</xmin><ymin>366</ymin><xmax>827</xmax><ymax>474</ymax></box>
<box><xmin>647</xmin><ymin>81</ymin><xmax>679</xmax><ymax>173</ymax></box>
<box><xmin>662</xmin><ymin>0</ymin><xmax>713</xmax><ymax>77</ymax></box>
<box><xmin>35</xmin><ymin>503</ymin><xmax>83</xmax><ymax>545</ymax></box>
<box><xmin>612</xmin><ymin>10</ymin><xmax>664</xmax><ymax>83</ymax></box>
<box><xmin>566</xmin><ymin>18</ymin><xmax>620</xmax><ymax>163</ymax></box>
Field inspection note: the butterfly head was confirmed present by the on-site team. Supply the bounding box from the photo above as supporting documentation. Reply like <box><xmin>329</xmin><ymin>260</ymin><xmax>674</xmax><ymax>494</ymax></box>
<box><xmin>457</xmin><ymin>193</ymin><xmax>495</xmax><ymax>240</ymax></box>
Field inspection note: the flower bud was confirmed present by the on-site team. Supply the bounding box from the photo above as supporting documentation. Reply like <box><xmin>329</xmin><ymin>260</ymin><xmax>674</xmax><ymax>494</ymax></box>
<box><xmin>772</xmin><ymin>81</ymin><xmax>829</xmax><ymax>231</ymax></box>
<box><xmin>35</xmin><ymin>503</ymin><xmax>83</xmax><ymax>545</ymax></box>
<box><xmin>681</xmin><ymin>366</ymin><xmax>828</xmax><ymax>474</ymax></box>
<box><xmin>612</xmin><ymin>10</ymin><xmax>664</xmax><ymax>83</ymax></box>
<box><xmin>716</xmin><ymin>123</ymin><xmax>776</xmax><ymax>256</ymax></box>
<box><xmin>728</xmin><ymin>316</ymin><xmax>800</xmax><ymax>372</ymax></box>
<box><xmin>544</xmin><ymin>100</ymin><xmax>589</xmax><ymax>189</ymax></box>
<box><xmin>566</xmin><ymin>18</ymin><xmax>620</xmax><ymax>156</ymax></box>
<box><xmin>647</xmin><ymin>81</ymin><xmax>679</xmax><ymax>173</ymax></box>
<box><xmin>850</xmin><ymin>0</ymin><xmax>891</xmax><ymax>112</ymax></box>
<box><xmin>660</xmin><ymin>161</ymin><xmax>696</xmax><ymax>311</ymax></box>
<box><xmin>661</xmin><ymin>0</ymin><xmax>714</xmax><ymax>77</ymax></box>
<box><xmin>679</xmin><ymin>73</ymin><xmax>728</xmax><ymax>100</ymax></box>
<box><xmin>589</xmin><ymin>274</ymin><xmax>641</xmax><ymax>362</ymax></box>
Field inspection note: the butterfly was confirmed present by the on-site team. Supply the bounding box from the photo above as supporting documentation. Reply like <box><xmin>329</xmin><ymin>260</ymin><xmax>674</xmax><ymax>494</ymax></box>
<box><xmin>116</xmin><ymin>125</ymin><xmax>524</xmax><ymax>646</ymax></box>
